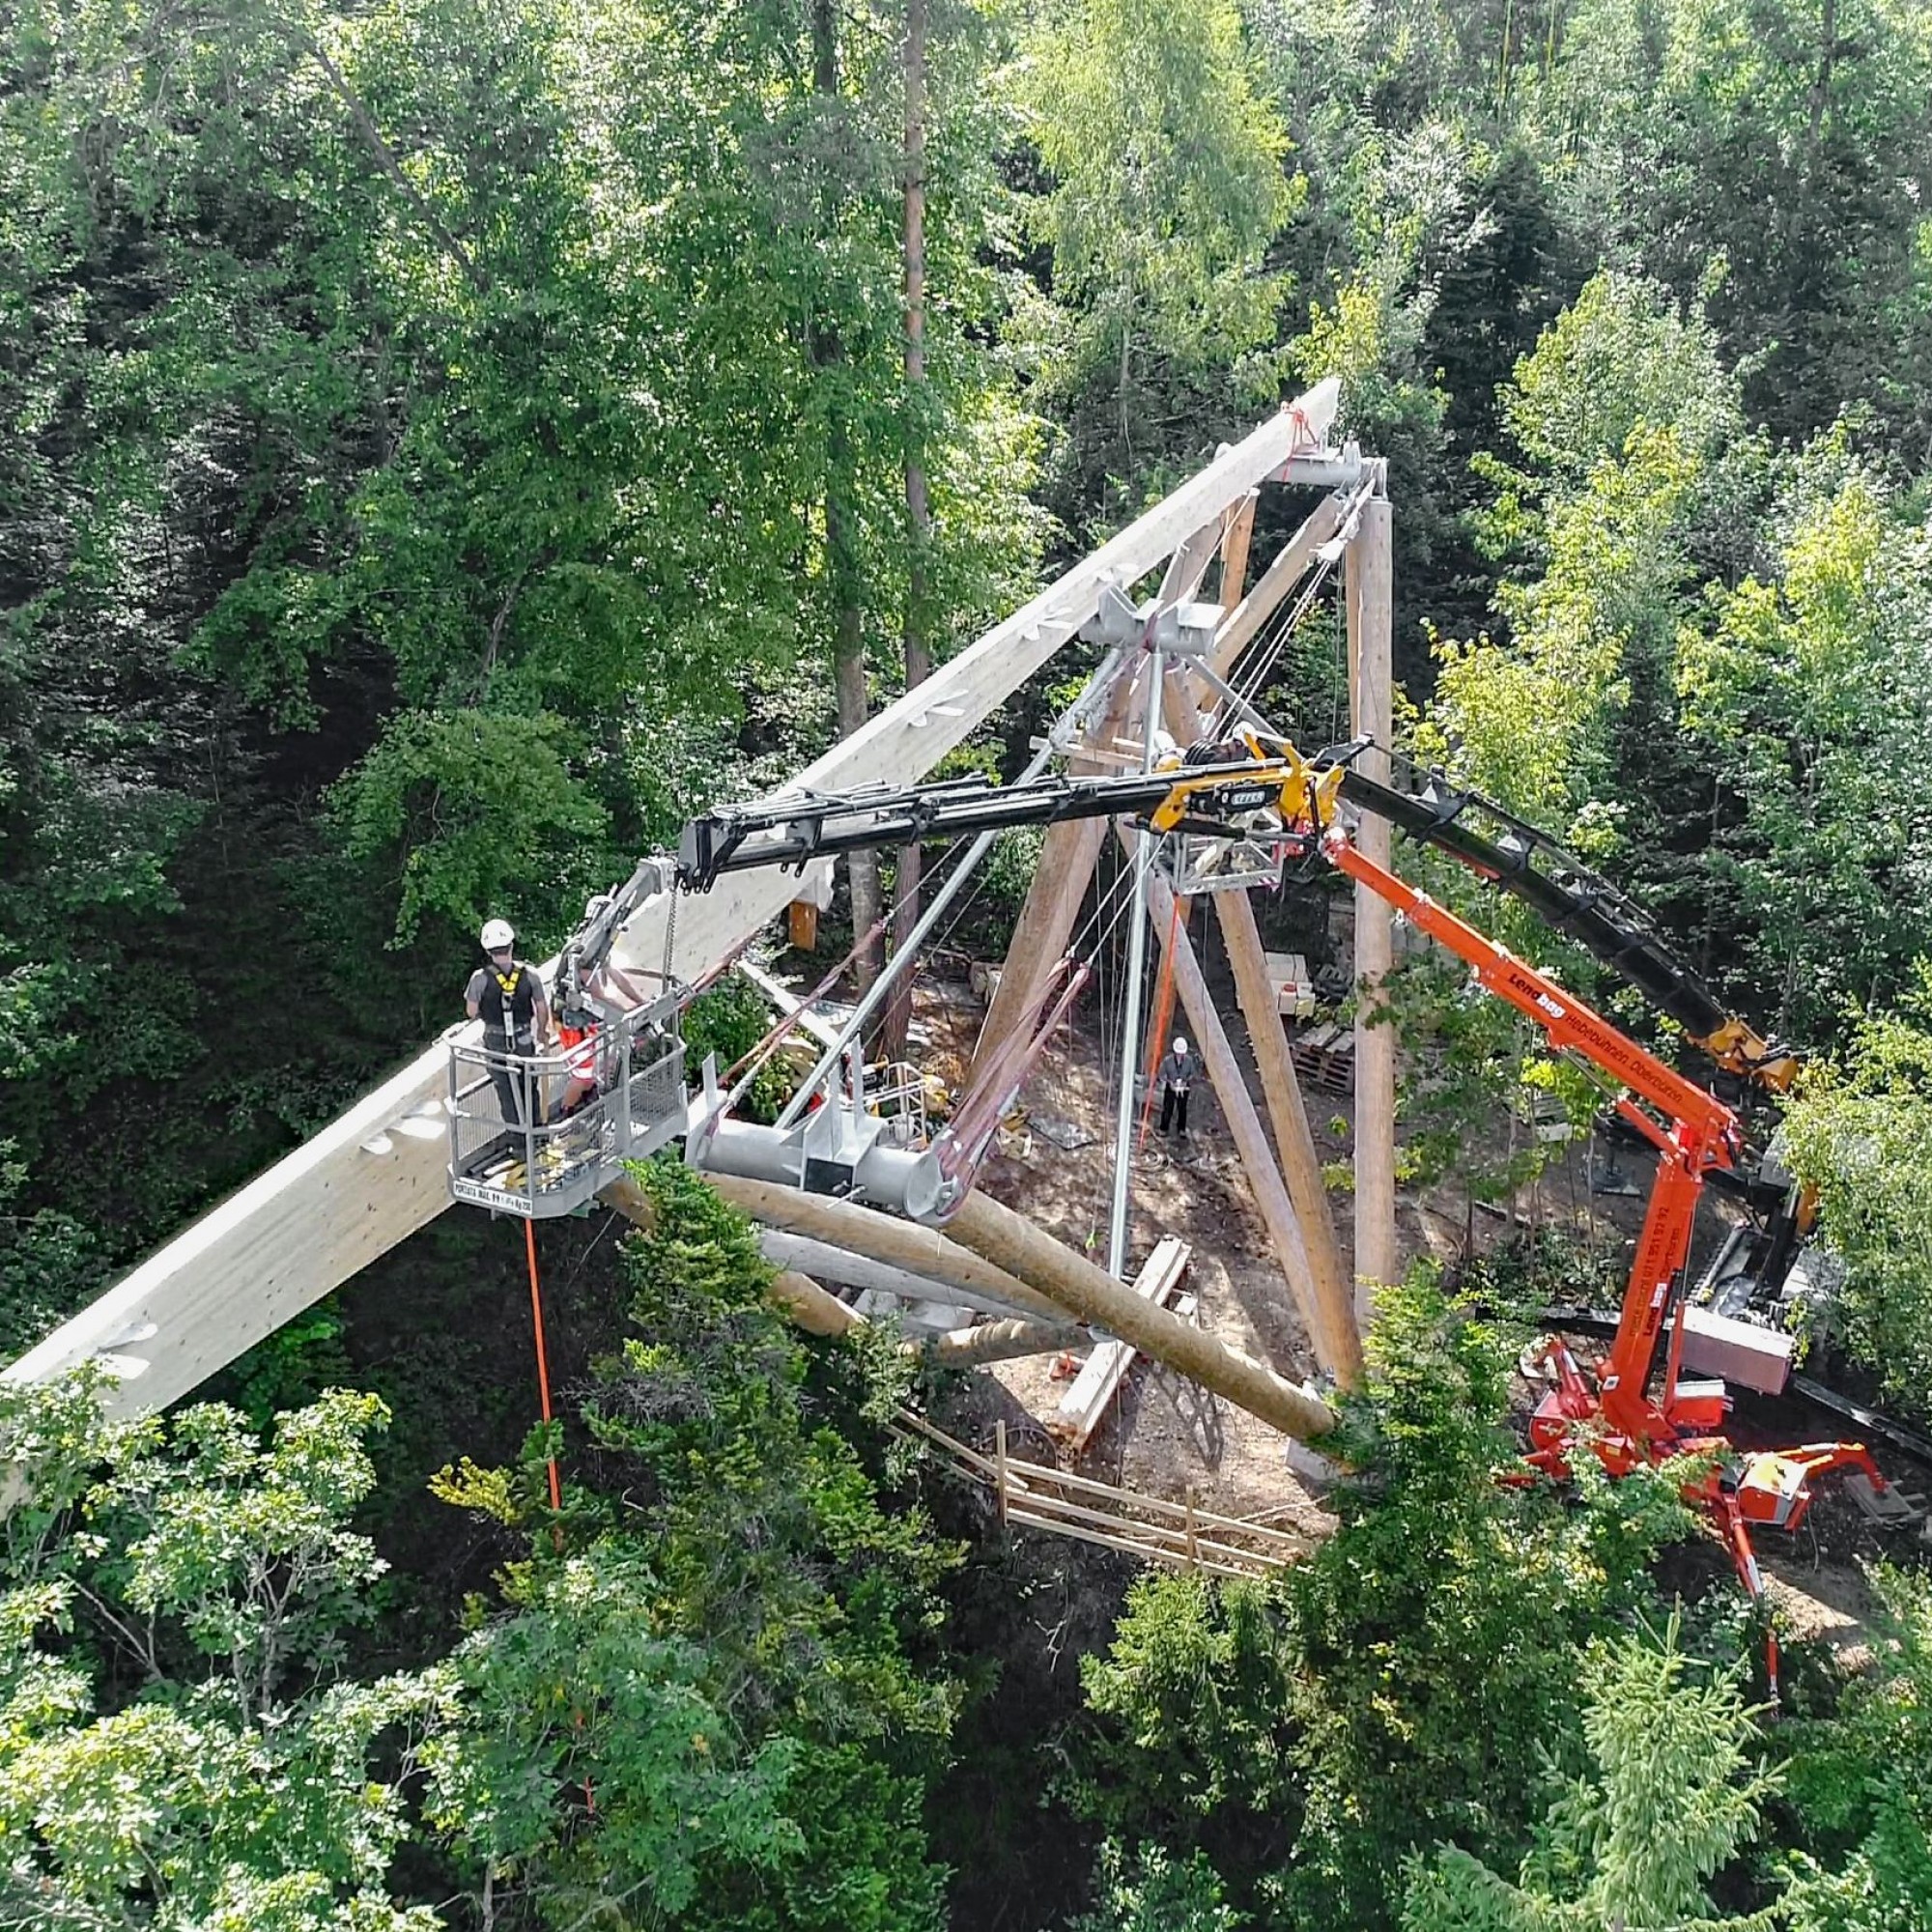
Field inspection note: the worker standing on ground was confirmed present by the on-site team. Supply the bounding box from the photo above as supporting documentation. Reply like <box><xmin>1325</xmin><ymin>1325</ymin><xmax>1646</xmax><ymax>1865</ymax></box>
<box><xmin>1156</xmin><ymin>1036</ymin><xmax>1195</xmax><ymax>1136</ymax></box>
<box><xmin>467</xmin><ymin>920</ymin><xmax>553</xmax><ymax>1126</ymax></box>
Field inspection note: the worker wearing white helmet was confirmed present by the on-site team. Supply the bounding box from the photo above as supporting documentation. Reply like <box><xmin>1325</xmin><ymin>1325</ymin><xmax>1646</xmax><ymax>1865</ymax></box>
<box><xmin>1156</xmin><ymin>1034</ymin><xmax>1196</xmax><ymax>1136</ymax></box>
<box><xmin>466</xmin><ymin>918</ymin><xmax>553</xmax><ymax>1125</ymax></box>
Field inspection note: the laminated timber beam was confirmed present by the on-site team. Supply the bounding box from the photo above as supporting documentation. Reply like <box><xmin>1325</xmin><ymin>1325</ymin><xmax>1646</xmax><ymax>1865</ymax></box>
<box><xmin>1210</xmin><ymin>490</ymin><xmax>1349</xmax><ymax>676</ymax></box>
<box><xmin>6</xmin><ymin>382</ymin><xmax>1340</xmax><ymax>1420</ymax></box>
<box><xmin>1149</xmin><ymin>660</ymin><xmax>1358</xmax><ymax>1384</ymax></box>
<box><xmin>1211</xmin><ymin>888</ymin><xmax>1360</xmax><ymax>1387</ymax></box>
<box><xmin>970</xmin><ymin>486</ymin><xmax>1261</xmax><ymax>1090</ymax></box>
<box><xmin>1133</xmin><ymin>842</ymin><xmax>1358</xmax><ymax>1383</ymax></box>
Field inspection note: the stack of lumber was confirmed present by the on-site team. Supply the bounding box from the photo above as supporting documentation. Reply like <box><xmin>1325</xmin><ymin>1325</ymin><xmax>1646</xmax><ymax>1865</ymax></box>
<box><xmin>1290</xmin><ymin>1022</ymin><xmax>1355</xmax><ymax>1094</ymax></box>
<box><xmin>1049</xmin><ymin>1236</ymin><xmax>1193</xmax><ymax>1453</ymax></box>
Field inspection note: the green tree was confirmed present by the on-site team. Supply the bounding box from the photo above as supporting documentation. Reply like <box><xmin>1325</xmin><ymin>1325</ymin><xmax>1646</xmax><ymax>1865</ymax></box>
<box><xmin>0</xmin><ymin>1374</ymin><xmax>450</xmax><ymax>1930</ymax></box>
<box><xmin>1402</xmin><ymin>1616</ymin><xmax>1783</xmax><ymax>1932</ymax></box>
<box><xmin>1780</xmin><ymin>1563</ymin><xmax>1932</xmax><ymax>1932</ymax></box>
<box><xmin>1676</xmin><ymin>450</ymin><xmax>1932</xmax><ymax>1037</ymax></box>
<box><xmin>1066</xmin><ymin>1840</ymin><xmax>1242</xmax><ymax>1932</ymax></box>
<box><xmin>1069</xmin><ymin>1274</ymin><xmax>1698</xmax><ymax>1930</ymax></box>
<box><xmin>1021</xmin><ymin>0</ymin><xmax>1299</xmax><ymax>530</ymax></box>
<box><xmin>1777</xmin><ymin>975</ymin><xmax>1932</xmax><ymax>1406</ymax></box>
<box><xmin>428</xmin><ymin>1163</ymin><xmax>957</xmax><ymax>1931</ymax></box>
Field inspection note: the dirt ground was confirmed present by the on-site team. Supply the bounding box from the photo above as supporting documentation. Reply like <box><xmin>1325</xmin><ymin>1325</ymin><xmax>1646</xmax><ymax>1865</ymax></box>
<box><xmin>908</xmin><ymin>964</ymin><xmax>1347</xmax><ymax>1538</ymax></box>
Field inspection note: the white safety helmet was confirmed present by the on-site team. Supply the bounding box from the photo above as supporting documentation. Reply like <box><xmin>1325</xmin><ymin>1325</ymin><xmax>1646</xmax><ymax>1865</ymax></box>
<box><xmin>480</xmin><ymin>918</ymin><xmax>516</xmax><ymax>952</ymax></box>
<box><xmin>1172</xmin><ymin>1036</ymin><xmax>1189</xmax><ymax>1056</ymax></box>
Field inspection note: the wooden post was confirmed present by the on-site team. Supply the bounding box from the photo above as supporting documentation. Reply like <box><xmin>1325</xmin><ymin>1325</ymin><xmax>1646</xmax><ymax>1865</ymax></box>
<box><xmin>943</xmin><ymin>1189</ymin><xmax>1338</xmax><ymax>1442</ymax></box>
<box><xmin>1135</xmin><ymin>844</ymin><xmax>1356</xmax><ymax>1382</ymax></box>
<box><xmin>1158</xmin><ymin>516</ymin><xmax>1225</xmax><ymax>606</ymax></box>
<box><xmin>1212</xmin><ymin>889</ymin><xmax>1362</xmax><ymax>1386</ymax></box>
<box><xmin>922</xmin><ymin>1318</ymin><xmax>1090</xmax><ymax>1369</ymax></box>
<box><xmin>1347</xmin><ymin>495</ymin><xmax>1397</xmax><ymax>1321</ymax></box>
<box><xmin>1184</xmin><ymin>1489</ymin><xmax>1199</xmax><ymax>1570</ymax></box>
<box><xmin>698</xmin><ymin>1171</ymin><xmax>1068</xmax><ymax>1321</ymax></box>
<box><xmin>995</xmin><ymin>1418</ymin><xmax>1009</xmax><ymax>1522</ymax></box>
<box><xmin>1218</xmin><ymin>493</ymin><xmax>1258</xmax><ymax>608</ymax></box>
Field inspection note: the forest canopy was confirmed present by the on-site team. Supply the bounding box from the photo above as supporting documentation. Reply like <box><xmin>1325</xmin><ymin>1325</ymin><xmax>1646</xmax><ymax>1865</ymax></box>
<box><xmin>4</xmin><ymin>0</ymin><xmax>1932</xmax><ymax>1926</ymax></box>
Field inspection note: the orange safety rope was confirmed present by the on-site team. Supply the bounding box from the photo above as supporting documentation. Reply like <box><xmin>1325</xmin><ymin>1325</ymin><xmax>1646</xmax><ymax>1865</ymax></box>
<box><xmin>524</xmin><ymin>1220</ymin><xmax>594</xmax><ymax>1812</ymax></box>
<box><xmin>524</xmin><ymin>1219</ymin><xmax>564</xmax><ymax>1516</ymax></box>
<box><xmin>1135</xmin><ymin>892</ymin><xmax>1185</xmax><ymax>1152</ymax></box>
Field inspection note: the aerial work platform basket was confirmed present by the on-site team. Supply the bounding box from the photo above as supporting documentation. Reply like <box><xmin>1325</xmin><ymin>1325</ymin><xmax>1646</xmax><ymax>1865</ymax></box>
<box><xmin>447</xmin><ymin>987</ymin><xmax>689</xmax><ymax>1217</ymax></box>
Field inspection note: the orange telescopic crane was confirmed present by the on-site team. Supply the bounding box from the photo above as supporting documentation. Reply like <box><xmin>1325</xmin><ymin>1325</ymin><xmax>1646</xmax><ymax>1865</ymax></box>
<box><xmin>1309</xmin><ymin>813</ymin><xmax>1882</xmax><ymax>1700</ymax></box>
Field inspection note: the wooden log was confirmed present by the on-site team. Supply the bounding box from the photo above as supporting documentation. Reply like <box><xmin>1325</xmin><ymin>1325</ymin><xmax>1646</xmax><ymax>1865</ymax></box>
<box><xmin>941</xmin><ymin>1190</ymin><xmax>1337</xmax><ymax>1443</ymax></box>
<box><xmin>1212</xmin><ymin>890</ymin><xmax>1362</xmax><ymax>1388</ymax></box>
<box><xmin>9</xmin><ymin>386</ymin><xmax>1340</xmax><ymax>1422</ymax></box>
<box><xmin>1347</xmin><ymin>496</ymin><xmax>1397</xmax><ymax>1317</ymax></box>
<box><xmin>1135</xmin><ymin>843</ymin><xmax>1356</xmax><ymax>1381</ymax></box>
<box><xmin>1052</xmin><ymin>1235</ymin><xmax>1191</xmax><ymax>1449</ymax></box>
<box><xmin>599</xmin><ymin>1175</ymin><xmax>863</xmax><ymax>1341</ymax></box>
<box><xmin>608</xmin><ymin>1175</ymin><xmax>1085</xmax><ymax>1372</ymax></box>
<box><xmin>696</xmin><ymin>1171</ymin><xmax>1068</xmax><ymax>1321</ymax></box>
<box><xmin>922</xmin><ymin>1318</ymin><xmax>1090</xmax><ymax>1369</ymax></box>
<box><xmin>766</xmin><ymin>1269</ymin><xmax>864</xmax><ymax>1338</ymax></box>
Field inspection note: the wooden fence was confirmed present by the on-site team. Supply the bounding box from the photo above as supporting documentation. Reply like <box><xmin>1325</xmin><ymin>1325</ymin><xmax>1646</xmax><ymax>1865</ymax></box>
<box><xmin>893</xmin><ymin>1408</ymin><xmax>1311</xmax><ymax>1580</ymax></box>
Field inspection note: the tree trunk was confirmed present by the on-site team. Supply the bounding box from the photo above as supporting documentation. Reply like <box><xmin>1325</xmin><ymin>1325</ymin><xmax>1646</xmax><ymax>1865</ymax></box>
<box><xmin>883</xmin><ymin>0</ymin><xmax>932</xmax><ymax>1059</ymax></box>
<box><xmin>942</xmin><ymin>1191</ymin><xmax>1339</xmax><ymax>1443</ymax></box>
<box><xmin>811</xmin><ymin>0</ymin><xmax>881</xmax><ymax>993</ymax></box>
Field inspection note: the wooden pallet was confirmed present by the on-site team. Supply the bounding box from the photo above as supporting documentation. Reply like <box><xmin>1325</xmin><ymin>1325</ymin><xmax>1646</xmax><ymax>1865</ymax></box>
<box><xmin>1290</xmin><ymin>1021</ymin><xmax>1355</xmax><ymax>1094</ymax></box>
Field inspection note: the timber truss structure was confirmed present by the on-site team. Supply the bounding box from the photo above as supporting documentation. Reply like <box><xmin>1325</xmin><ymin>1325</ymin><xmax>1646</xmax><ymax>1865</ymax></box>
<box><xmin>7</xmin><ymin>379</ymin><xmax>1390</xmax><ymax>1453</ymax></box>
